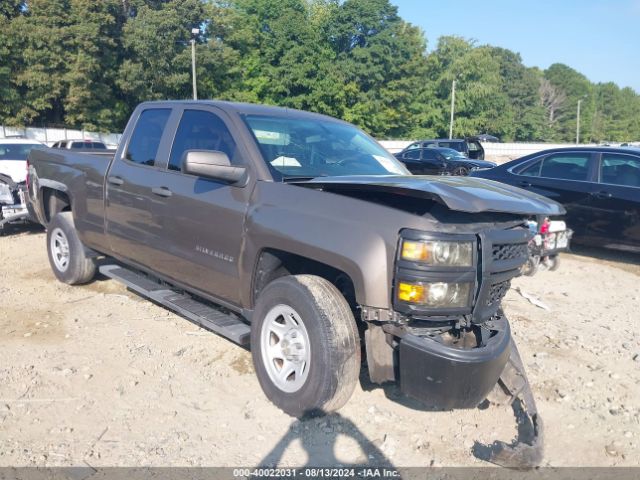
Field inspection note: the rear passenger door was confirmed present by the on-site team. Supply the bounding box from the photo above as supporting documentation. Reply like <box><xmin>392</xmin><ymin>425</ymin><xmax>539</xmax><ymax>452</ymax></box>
<box><xmin>515</xmin><ymin>151</ymin><xmax>597</xmax><ymax>237</ymax></box>
<box><xmin>105</xmin><ymin>107</ymin><xmax>177</xmax><ymax>272</ymax></box>
<box><xmin>586</xmin><ymin>152</ymin><xmax>640</xmax><ymax>248</ymax></box>
<box><xmin>152</xmin><ymin>106</ymin><xmax>253</xmax><ymax>306</ymax></box>
<box><xmin>399</xmin><ymin>148</ymin><xmax>422</xmax><ymax>174</ymax></box>
<box><xmin>421</xmin><ymin>149</ymin><xmax>446</xmax><ymax>175</ymax></box>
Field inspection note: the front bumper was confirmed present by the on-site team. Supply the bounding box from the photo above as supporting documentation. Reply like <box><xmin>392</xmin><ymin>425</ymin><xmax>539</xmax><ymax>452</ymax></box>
<box><xmin>398</xmin><ymin>316</ymin><xmax>511</xmax><ymax>409</ymax></box>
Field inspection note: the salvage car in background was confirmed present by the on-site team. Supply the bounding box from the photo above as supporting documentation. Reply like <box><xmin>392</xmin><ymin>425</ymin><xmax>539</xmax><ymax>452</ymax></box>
<box><xmin>0</xmin><ymin>139</ymin><xmax>45</xmax><ymax>230</ymax></box>
<box><xmin>395</xmin><ymin>146</ymin><xmax>496</xmax><ymax>176</ymax></box>
<box><xmin>471</xmin><ymin>147</ymin><xmax>640</xmax><ymax>252</ymax></box>
<box><xmin>51</xmin><ymin>139</ymin><xmax>108</xmax><ymax>150</ymax></box>
<box><xmin>400</xmin><ymin>137</ymin><xmax>485</xmax><ymax>160</ymax></box>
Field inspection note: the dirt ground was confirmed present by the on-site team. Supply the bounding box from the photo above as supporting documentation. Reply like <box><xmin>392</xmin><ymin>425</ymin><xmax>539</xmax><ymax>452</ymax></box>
<box><xmin>1</xmin><ymin>225</ymin><xmax>639</xmax><ymax>468</ymax></box>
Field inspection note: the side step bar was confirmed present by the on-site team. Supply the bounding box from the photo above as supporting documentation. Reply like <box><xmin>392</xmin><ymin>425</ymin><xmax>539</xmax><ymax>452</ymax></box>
<box><xmin>99</xmin><ymin>264</ymin><xmax>250</xmax><ymax>345</ymax></box>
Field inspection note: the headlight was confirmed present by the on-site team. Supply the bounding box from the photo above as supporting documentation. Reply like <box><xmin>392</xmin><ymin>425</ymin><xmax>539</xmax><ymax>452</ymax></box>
<box><xmin>397</xmin><ymin>281</ymin><xmax>472</xmax><ymax>307</ymax></box>
<box><xmin>401</xmin><ymin>239</ymin><xmax>473</xmax><ymax>267</ymax></box>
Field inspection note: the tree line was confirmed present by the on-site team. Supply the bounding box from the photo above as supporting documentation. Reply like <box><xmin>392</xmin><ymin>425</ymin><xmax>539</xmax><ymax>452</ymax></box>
<box><xmin>1</xmin><ymin>0</ymin><xmax>639</xmax><ymax>142</ymax></box>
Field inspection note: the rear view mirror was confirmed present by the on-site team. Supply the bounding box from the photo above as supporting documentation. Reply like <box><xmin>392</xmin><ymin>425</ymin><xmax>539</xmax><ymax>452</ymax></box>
<box><xmin>182</xmin><ymin>150</ymin><xmax>246</xmax><ymax>184</ymax></box>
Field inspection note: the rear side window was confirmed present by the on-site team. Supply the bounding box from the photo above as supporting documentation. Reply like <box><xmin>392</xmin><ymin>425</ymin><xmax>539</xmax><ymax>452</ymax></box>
<box><xmin>168</xmin><ymin>110</ymin><xmax>237</xmax><ymax>172</ymax></box>
<box><xmin>71</xmin><ymin>142</ymin><xmax>85</xmax><ymax>149</ymax></box>
<box><xmin>600</xmin><ymin>153</ymin><xmax>640</xmax><ymax>187</ymax></box>
<box><xmin>518</xmin><ymin>160</ymin><xmax>542</xmax><ymax>177</ymax></box>
<box><xmin>468</xmin><ymin>141</ymin><xmax>481</xmax><ymax>152</ymax></box>
<box><xmin>126</xmin><ymin>108</ymin><xmax>171</xmax><ymax>166</ymax></box>
<box><xmin>403</xmin><ymin>149</ymin><xmax>420</xmax><ymax>160</ymax></box>
<box><xmin>439</xmin><ymin>142</ymin><xmax>465</xmax><ymax>153</ymax></box>
<box><xmin>539</xmin><ymin>153</ymin><xmax>590</xmax><ymax>181</ymax></box>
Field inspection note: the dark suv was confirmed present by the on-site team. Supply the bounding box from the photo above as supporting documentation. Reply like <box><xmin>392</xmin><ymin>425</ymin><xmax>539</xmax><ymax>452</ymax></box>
<box><xmin>402</xmin><ymin>138</ymin><xmax>485</xmax><ymax>160</ymax></box>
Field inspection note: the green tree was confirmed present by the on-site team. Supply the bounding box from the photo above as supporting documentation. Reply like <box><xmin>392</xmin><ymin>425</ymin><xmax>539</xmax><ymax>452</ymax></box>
<box><xmin>544</xmin><ymin>63</ymin><xmax>593</xmax><ymax>142</ymax></box>
<box><xmin>0</xmin><ymin>1</ymin><xmax>25</xmax><ymax>124</ymax></box>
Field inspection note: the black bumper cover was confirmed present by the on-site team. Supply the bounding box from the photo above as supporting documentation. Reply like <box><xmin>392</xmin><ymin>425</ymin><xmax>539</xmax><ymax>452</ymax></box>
<box><xmin>399</xmin><ymin>319</ymin><xmax>511</xmax><ymax>409</ymax></box>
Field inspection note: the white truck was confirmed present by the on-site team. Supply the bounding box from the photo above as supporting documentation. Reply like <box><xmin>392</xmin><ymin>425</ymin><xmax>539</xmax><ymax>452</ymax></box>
<box><xmin>0</xmin><ymin>138</ymin><xmax>45</xmax><ymax>230</ymax></box>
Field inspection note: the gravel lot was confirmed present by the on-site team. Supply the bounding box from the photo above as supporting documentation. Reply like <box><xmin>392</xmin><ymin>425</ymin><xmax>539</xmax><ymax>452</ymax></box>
<box><xmin>1</xmin><ymin>225</ymin><xmax>639</xmax><ymax>468</ymax></box>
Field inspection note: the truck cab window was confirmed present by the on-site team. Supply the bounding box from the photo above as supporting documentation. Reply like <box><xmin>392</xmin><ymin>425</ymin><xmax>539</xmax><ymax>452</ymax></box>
<box><xmin>125</xmin><ymin>108</ymin><xmax>171</xmax><ymax>166</ymax></box>
<box><xmin>168</xmin><ymin>110</ymin><xmax>237</xmax><ymax>172</ymax></box>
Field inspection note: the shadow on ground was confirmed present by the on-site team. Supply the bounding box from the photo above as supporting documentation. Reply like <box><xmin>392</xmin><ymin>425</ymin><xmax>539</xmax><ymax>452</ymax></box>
<box><xmin>257</xmin><ymin>413</ymin><xmax>395</xmax><ymax>469</ymax></box>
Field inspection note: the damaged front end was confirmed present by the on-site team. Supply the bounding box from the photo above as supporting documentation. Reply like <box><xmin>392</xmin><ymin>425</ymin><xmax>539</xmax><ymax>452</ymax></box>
<box><xmin>0</xmin><ymin>175</ymin><xmax>30</xmax><ymax>230</ymax></box>
<box><xmin>362</xmin><ymin>224</ymin><xmax>544</xmax><ymax>468</ymax></box>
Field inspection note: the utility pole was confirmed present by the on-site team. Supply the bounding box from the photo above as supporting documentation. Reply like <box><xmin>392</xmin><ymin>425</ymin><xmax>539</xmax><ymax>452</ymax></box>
<box><xmin>576</xmin><ymin>98</ymin><xmax>582</xmax><ymax>144</ymax></box>
<box><xmin>449</xmin><ymin>79</ymin><xmax>456</xmax><ymax>139</ymax></box>
<box><xmin>191</xmin><ymin>28</ymin><xmax>199</xmax><ymax>100</ymax></box>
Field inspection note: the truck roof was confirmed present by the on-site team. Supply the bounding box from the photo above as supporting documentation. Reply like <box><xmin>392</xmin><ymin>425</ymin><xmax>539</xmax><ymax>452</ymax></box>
<box><xmin>137</xmin><ymin>100</ymin><xmax>346</xmax><ymax>123</ymax></box>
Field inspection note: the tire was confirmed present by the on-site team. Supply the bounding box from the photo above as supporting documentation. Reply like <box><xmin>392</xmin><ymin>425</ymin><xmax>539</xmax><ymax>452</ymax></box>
<box><xmin>453</xmin><ymin>166</ymin><xmax>470</xmax><ymax>176</ymax></box>
<box><xmin>251</xmin><ymin>274</ymin><xmax>361</xmax><ymax>417</ymax></box>
<box><xmin>46</xmin><ymin>212</ymin><xmax>96</xmax><ymax>285</ymax></box>
<box><xmin>522</xmin><ymin>255</ymin><xmax>540</xmax><ymax>276</ymax></box>
<box><xmin>548</xmin><ymin>255</ymin><xmax>561</xmax><ymax>271</ymax></box>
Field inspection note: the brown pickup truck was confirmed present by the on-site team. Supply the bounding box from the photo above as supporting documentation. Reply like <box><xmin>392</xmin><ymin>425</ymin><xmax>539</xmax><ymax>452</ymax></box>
<box><xmin>27</xmin><ymin>100</ymin><xmax>563</xmax><ymax>465</ymax></box>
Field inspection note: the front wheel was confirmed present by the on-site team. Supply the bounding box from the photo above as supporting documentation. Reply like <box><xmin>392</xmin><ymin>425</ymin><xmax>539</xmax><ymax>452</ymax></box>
<box><xmin>251</xmin><ymin>275</ymin><xmax>361</xmax><ymax>417</ymax></box>
<box><xmin>46</xmin><ymin>212</ymin><xmax>96</xmax><ymax>284</ymax></box>
<box><xmin>452</xmin><ymin>166</ymin><xmax>470</xmax><ymax>176</ymax></box>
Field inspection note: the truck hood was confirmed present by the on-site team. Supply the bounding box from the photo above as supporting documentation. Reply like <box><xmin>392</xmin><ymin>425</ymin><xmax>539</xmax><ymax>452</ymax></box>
<box><xmin>297</xmin><ymin>175</ymin><xmax>565</xmax><ymax>216</ymax></box>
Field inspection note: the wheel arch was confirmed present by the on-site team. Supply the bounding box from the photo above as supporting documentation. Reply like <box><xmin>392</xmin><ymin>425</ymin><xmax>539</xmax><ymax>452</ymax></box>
<box><xmin>251</xmin><ymin>248</ymin><xmax>360</xmax><ymax>312</ymax></box>
<box><xmin>40</xmin><ymin>187</ymin><xmax>72</xmax><ymax>224</ymax></box>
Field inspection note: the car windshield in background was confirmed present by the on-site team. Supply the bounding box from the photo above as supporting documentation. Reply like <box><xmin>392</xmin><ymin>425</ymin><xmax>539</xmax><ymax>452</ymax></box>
<box><xmin>439</xmin><ymin>148</ymin><xmax>467</xmax><ymax>160</ymax></box>
<box><xmin>243</xmin><ymin>115</ymin><xmax>408</xmax><ymax>179</ymax></box>
<box><xmin>0</xmin><ymin>143</ymin><xmax>42</xmax><ymax>161</ymax></box>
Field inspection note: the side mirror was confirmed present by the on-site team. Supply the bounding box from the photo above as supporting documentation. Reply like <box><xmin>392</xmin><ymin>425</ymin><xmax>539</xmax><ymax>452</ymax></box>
<box><xmin>182</xmin><ymin>150</ymin><xmax>246</xmax><ymax>184</ymax></box>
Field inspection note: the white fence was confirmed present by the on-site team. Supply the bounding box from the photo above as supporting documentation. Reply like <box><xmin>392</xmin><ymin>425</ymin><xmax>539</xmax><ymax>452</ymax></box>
<box><xmin>0</xmin><ymin>125</ymin><xmax>122</xmax><ymax>148</ymax></box>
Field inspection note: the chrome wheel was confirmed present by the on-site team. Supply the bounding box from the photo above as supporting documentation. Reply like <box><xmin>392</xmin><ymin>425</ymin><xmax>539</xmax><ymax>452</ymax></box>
<box><xmin>50</xmin><ymin>227</ymin><xmax>70</xmax><ymax>272</ymax></box>
<box><xmin>260</xmin><ymin>304</ymin><xmax>311</xmax><ymax>393</ymax></box>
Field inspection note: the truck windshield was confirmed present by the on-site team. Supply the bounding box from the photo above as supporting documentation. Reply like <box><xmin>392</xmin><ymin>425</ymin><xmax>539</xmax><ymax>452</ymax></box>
<box><xmin>243</xmin><ymin>114</ymin><xmax>408</xmax><ymax>179</ymax></box>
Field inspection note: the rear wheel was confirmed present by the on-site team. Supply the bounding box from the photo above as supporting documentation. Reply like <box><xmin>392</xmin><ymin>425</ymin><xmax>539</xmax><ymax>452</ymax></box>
<box><xmin>47</xmin><ymin>212</ymin><xmax>96</xmax><ymax>284</ymax></box>
<box><xmin>251</xmin><ymin>275</ymin><xmax>360</xmax><ymax>417</ymax></box>
<box><xmin>522</xmin><ymin>255</ymin><xmax>540</xmax><ymax>276</ymax></box>
<box><xmin>548</xmin><ymin>255</ymin><xmax>561</xmax><ymax>271</ymax></box>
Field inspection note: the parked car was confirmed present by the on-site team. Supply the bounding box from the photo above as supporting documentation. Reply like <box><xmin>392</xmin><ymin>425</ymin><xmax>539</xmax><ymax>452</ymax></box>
<box><xmin>470</xmin><ymin>147</ymin><xmax>640</xmax><ymax>252</ymax></box>
<box><xmin>27</xmin><ymin>101</ymin><xmax>561</xmax><ymax>466</ymax></box>
<box><xmin>51</xmin><ymin>139</ymin><xmax>108</xmax><ymax>150</ymax></box>
<box><xmin>0</xmin><ymin>139</ymin><xmax>45</xmax><ymax>228</ymax></box>
<box><xmin>475</xmin><ymin>133</ymin><xmax>500</xmax><ymax>143</ymax></box>
<box><xmin>395</xmin><ymin>146</ymin><xmax>496</xmax><ymax>176</ymax></box>
<box><xmin>401</xmin><ymin>137</ymin><xmax>485</xmax><ymax>160</ymax></box>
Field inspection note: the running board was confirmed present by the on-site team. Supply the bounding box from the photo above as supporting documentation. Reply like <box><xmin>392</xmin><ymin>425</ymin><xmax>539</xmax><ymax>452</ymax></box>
<box><xmin>99</xmin><ymin>264</ymin><xmax>250</xmax><ymax>345</ymax></box>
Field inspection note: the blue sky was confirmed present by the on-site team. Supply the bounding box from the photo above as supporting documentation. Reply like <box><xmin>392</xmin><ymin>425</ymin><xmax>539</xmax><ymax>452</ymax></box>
<box><xmin>393</xmin><ymin>0</ymin><xmax>640</xmax><ymax>92</ymax></box>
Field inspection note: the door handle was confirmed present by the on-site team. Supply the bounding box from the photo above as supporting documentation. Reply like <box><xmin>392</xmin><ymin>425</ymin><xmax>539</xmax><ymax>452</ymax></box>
<box><xmin>590</xmin><ymin>191</ymin><xmax>612</xmax><ymax>199</ymax></box>
<box><xmin>151</xmin><ymin>186</ymin><xmax>172</xmax><ymax>198</ymax></box>
<box><xmin>519</xmin><ymin>181</ymin><xmax>532</xmax><ymax>188</ymax></box>
<box><xmin>107</xmin><ymin>175</ymin><xmax>124</xmax><ymax>186</ymax></box>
